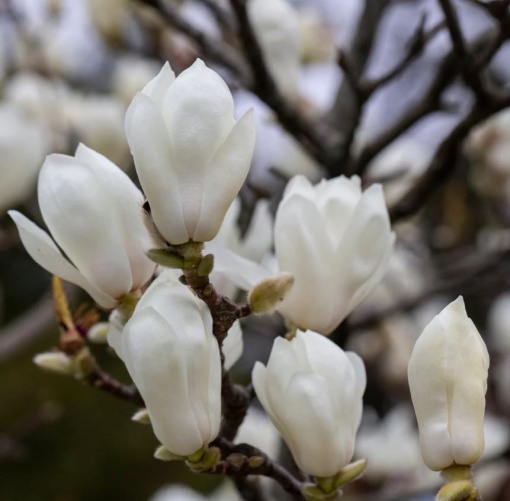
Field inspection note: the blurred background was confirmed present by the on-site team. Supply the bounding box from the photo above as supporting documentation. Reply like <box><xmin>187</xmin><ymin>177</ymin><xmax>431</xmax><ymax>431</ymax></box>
<box><xmin>2</xmin><ymin>0</ymin><xmax>510</xmax><ymax>499</ymax></box>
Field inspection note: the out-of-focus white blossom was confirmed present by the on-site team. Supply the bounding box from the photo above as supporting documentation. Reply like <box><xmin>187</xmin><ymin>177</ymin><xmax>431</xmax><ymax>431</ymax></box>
<box><xmin>356</xmin><ymin>405</ymin><xmax>440</xmax><ymax>488</ymax></box>
<box><xmin>488</xmin><ymin>292</ymin><xmax>510</xmax><ymax>353</ymax></box>
<box><xmin>223</xmin><ymin>320</ymin><xmax>243</xmax><ymax>370</ymax></box>
<box><xmin>366</xmin><ymin>137</ymin><xmax>432</xmax><ymax>205</ymax></box>
<box><xmin>66</xmin><ymin>94</ymin><xmax>129</xmax><ymax>166</ymax></box>
<box><xmin>0</xmin><ymin>105</ymin><xmax>49</xmax><ymax>213</ymax></box>
<box><xmin>408</xmin><ymin>297</ymin><xmax>489</xmax><ymax>471</ymax></box>
<box><xmin>86</xmin><ymin>0</ymin><xmax>130</xmax><ymax>43</ymax></box>
<box><xmin>9</xmin><ymin>144</ymin><xmax>155</xmax><ymax>308</ymax></box>
<box><xmin>253</xmin><ymin>330</ymin><xmax>366</xmax><ymax>477</ymax></box>
<box><xmin>113</xmin><ymin>56</ymin><xmax>161</xmax><ymax>105</ymax></box>
<box><xmin>275</xmin><ymin>175</ymin><xmax>394</xmax><ymax>334</ymax></box>
<box><xmin>125</xmin><ymin>59</ymin><xmax>256</xmax><ymax>245</ymax></box>
<box><xmin>208</xmin><ymin>197</ymin><xmax>273</xmax><ymax>297</ymax></box>
<box><xmin>118</xmin><ymin>271</ymin><xmax>221</xmax><ymax>457</ymax></box>
<box><xmin>248</xmin><ymin>0</ymin><xmax>301</xmax><ymax>99</ymax></box>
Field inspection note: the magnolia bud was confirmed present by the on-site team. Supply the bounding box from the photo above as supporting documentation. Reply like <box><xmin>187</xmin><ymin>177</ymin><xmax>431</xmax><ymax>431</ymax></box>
<box><xmin>408</xmin><ymin>297</ymin><xmax>489</xmax><ymax>472</ymax></box>
<box><xmin>125</xmin><ymin>59</ymin><xmax>256</xmax><ymax>245</ymax></box>
<box><xmin>253</xmin><ymin>330</ymin><xmax>366</xmax><ymax>478</ymax></box>
<box><xmin>131</xmin><ymin>408</ymin><xmax>151</xmax><ymax>425</ymax></box>
<box><xmin>33</xmin><ymin>351</ymin><xmax>73</xmax><ymax>376</ymax></box>
<box><xmin>87</xmin><ymin>322</ymin><xmax>109</xmax><ymax>344</ymax></box>
<box><xmin>249</xmin><ymin>272</ymin><xmax>295</xmax><ymax>314</ymax></box>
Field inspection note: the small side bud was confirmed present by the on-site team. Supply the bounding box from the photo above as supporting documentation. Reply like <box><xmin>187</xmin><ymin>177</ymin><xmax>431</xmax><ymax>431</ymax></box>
<box><xmin>197</xmin><ymin>254</ymin><xmax>214</xmax><ymax>277</ymax></box>
<box><xmin>154</xmin><ymin>445</ymin><xmax>183</xmax><ymax>462</ymax></box>
<box><xmin>436</xmin><ymin>480</ymin><xmax>479</xmax><ymax>501</ymax></box>
<box><xmin>33</xmin><ymin>352</ymin><xmax>73</xmax><ymax>376</ymax></box>
<box><xmin>247</xmin><ymin>456</ymin><xmax>265</xmax><ymax>469</ymax></box>
<box><xmin>131</xmin><ymin>408</ymin><xmax>151</xmax><ymax>425</ymax></box>
<box><xmin>249</xmin><ymin>272</ymin><xmax>295</xmax><ymax>315</ymax></box>
<box><xmin>147</xmin><ymin>249</ymin><xmax>185</xmax><ymax>269</ymax></box>
<box><xmin>87</xmin><ymin>322</ymin><xmax>109</xmax><ymax>344</ymax></box>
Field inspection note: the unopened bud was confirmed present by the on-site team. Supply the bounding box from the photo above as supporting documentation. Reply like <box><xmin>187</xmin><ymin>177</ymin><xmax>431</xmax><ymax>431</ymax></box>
<box><xmin>249</xmin><ymin>272</ymin><xmax>294</xmax><ymax>314</ymax></box>
<box><xmin>197</xmin><ymin>254</ymin><xmax>214</xmax><ymax>277</ymax></box>
<box><xmin>33</xmin><ymin>351</ymin><xmax>73</xmax><ymax>376</ymax></box>
<box><xmin>131</xmin><ymin>408</ymin><xmax>151</xmax><ymax>425</ymax></box>
<box><xmin>436</xmin><ymin>480</ymin><xmax>479</xmax><ymax>501</ymax></box>
<box><xmin>87</xmin><ymin>322</ymin><xmax>109</xmax><ymax>344</ymax></box>
<box><xmin>147</xmin><ymin>248</ymin><xmax>185</xmax><ymax>269</ymax></box>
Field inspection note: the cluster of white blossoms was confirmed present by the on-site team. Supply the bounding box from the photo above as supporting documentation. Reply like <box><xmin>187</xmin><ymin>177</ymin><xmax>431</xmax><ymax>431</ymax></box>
<box><xmin>10</xmin><ymin>59</ymin><xmax>490</xmax><ymax>500</ymax></box>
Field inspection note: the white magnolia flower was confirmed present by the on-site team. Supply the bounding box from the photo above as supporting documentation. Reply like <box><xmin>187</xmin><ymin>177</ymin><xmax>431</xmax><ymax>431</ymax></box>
<box><xmin>248</xmin><ymin>0</ymin><xmax>301</xmax><ymax>99</ymax></box>
<box><xmin>125</xmin><ymin>59</ymin><xmax>256</xmax><ymax>245</ymax></box>
<box><xmin>119</xmin><ymin>271</ymin><xmax>222</xmax><ymax>457</ymax></box>
<box><xmin>9</xmin><ymin>144</ymin><xmax>155</xmax><ymax>308</ymax></box>
<box><xmin>253</xmin><ymin>330</ymin><xmax>366</xmax><ymax>477</ymax></box>
<box><xmin>408</xmin><ymin>297</ymin><xmax>490</xmax><ymax>471</ymax></box>
<box><xmin>275</xmin><ymin>175</ymin><xmax>395</xmax><ymax>334</ymax></box>
<box><xmin>0</xmin><ymin>105</ymin><xmax>49</xmax><ymax>213</ymax></box>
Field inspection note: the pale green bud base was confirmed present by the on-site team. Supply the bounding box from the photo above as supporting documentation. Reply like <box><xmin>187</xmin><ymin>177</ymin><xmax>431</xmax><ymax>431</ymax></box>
<box><xmin>437</xmin><ymin>465</ymin><xmax>482</xmax><ymax>501</ymax></box>
<box><xmin>153</xmin><ymin>445</ymin><xmax>221</xmax><ymax>472</ymax></box>
<box><xmin>303</xmin><ymin>459</ymin><xmax>367</xmax><ymax>501</ymax></box>
<box><xmin>117</xmin><ymin>290</ymin><xmax>142</xmax><ymax>324</ymax></box>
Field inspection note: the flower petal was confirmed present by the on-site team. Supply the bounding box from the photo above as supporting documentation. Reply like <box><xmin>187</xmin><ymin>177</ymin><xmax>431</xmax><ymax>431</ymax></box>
<box><xmin>125</xmin><ymin>92</ymin><xmax>188</xmax><ymax>244</ymax></box>
<box><xmin>8</xmin><ymin>210</ymin><xmax>116</xmax><ymax>308</ymax></box>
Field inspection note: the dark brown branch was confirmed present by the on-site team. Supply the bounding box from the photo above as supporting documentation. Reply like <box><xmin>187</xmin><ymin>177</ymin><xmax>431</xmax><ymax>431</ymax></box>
<box><xmin>362</xmin><ymin>18</ymin><xmax>444</xmax><ymax>96</ymax></box>
<box><xmin>83</xmin><ymin>366</ymin><xmax>144</xmax><ymax>406</ymax></box>
<box><xmin>210</xmin><ymin>437</ymin><xmax>306</xmax><ymax>501</ymax></box>
<box><xmin>137</xmin><ymin>0</ymin><xmax>249</xmax><ymax>81</ymax></box>
<box><xmin>389</xmin><ymin>91</ymin><xmax>510</xmax><ymax>222</ymax></box>
<box><xmin>195</xmin><ymin>0</ymin><xmax>235</xmax><ymax>35</ymax></box>
<box><xmin>227</xmin><ymin>0</ymin><xmax>333</xmax><ymax>168</ymax></box>
<box><xmin>437</xmin><ymin>0</ymin><xmax>491</xmax><ymax>103</ymax></box>
<box><xmin>350</xmin><ymin>52</ymin><xmax>458</xmax><ymax>176</ymax></box>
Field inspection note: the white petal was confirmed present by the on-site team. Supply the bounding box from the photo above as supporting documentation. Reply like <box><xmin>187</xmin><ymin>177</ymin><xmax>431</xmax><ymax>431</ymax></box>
<box><xmin>193</xmin><ymin>109</ymin><xmax>256</xmax><ymax>242</ymax></box>
<box><xmin>141</xmin><ymin>61</ymin><xmax>176</xmax><ymax>108</ymax></box>
<box><xmin>239</xmin><ymin>198</ymin><xmax>273</xmax><ymax>262</ymax></box>
<box><xmin>275</xmin><ymin>194</ymin><xmax>338</xmax><ymax>333</ymax></box>
<box><xmin>125</xmin><ymin>92</ymin><xmax>189</xmax><ymax>244</ymax></box>
<box><xmin>223</xmin><ymin>321</ymin><xmax>244</xmax><ymax>370</ymax></box>
<box><xmin>123</xmin><ymin>307</ymin><xmax>205</xmax><ymax>456</ymax></box>
<box><xmin>162</xmin><ymin>60</ymin><xmax>236</xmax><ymax>238</ymax></box>
<box><xmin>206</xmin><ymin>241</ymin><xmax>271</xmax><ymax>290</ymax></box>
<box><xmin>38</xmin><ymin>154</ymin><xmax>134</xmax><ymax>298</ymax></box>
<box><xmin>8</xmin><ymin>210</ymin><xmax>116</xmax><ymax>308</ymax></box>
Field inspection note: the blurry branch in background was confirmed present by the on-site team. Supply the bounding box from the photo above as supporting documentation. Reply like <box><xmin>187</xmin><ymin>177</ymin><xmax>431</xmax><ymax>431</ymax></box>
<box><xmin>0</xmin><ymin>295</ymin><xmax>58</xmax><ymax>365</ymax></box>
<box><xmin>390</xmin><ymin>1</ymin><xmax>510</xmax><ymax>222</ymax></box>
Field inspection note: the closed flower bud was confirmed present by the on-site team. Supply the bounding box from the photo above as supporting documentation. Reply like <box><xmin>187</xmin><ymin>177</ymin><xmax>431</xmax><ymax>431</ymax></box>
<box><xmin>275</xmin><ymin>175</ymin><xmax>395</xmax><ymax>334</ymax></box>
<box><xmin>252</xmin><ymin>330</ymin><xmax>366</xmax><ymax>478</ymax></box>
<box><xmin>9</xmin><ymin>144</ymin><xmax>156</xmax><ymax>308</ymax></box>
<box><xmin>118</xmin><ymin>271</ymin><xmax>222</xmax><ymax>457</ymax></box>
<box><xmin>33</xmin><ymin>351</ymin><xmax>73</xmax><ymax>376</ymax></box>
<box><xmin>125</xmin><ymin>59</ymin><xmax>256</xmax><ymax>245</ymax></box>
<box><xmin>87</xmin><ymin>322</ymin><xmax>109</xmax><ymax>344</ymax></box>
<box><xmin>408</xmin><ymin>297</ymin><xmax>490</xmax><ymax>472</ymax></box>
<box><xmin>249</xmin><ymin>272</ymin><xmax>295</xmax><ymax>315</ymax></box>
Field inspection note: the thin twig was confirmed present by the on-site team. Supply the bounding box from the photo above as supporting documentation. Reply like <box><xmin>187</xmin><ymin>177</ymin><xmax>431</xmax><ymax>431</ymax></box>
<box><xmin>137</xmin><ymin>0</ymin><xmax>249</xmax><ymax>81</ymax></box>
<box><xmin>210</xmin><ymin>437</ymin><xmax>307</xmax><ymax>501</ymax></box>
<box><xmin>227</xmin><ymin>0</ymin><xmax>332</xmax><ymax>167</ymax></box>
